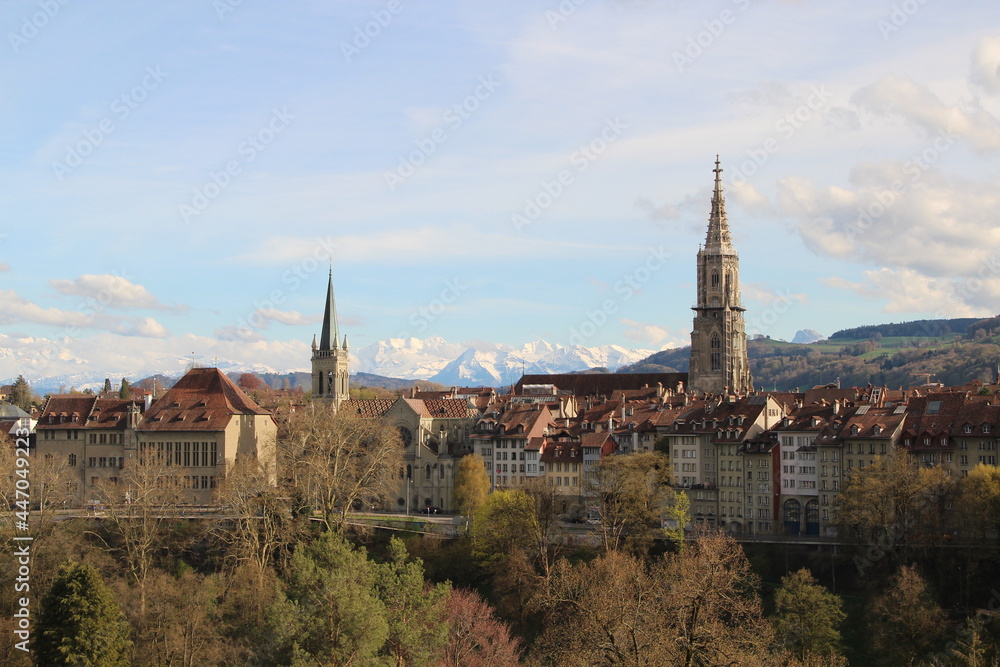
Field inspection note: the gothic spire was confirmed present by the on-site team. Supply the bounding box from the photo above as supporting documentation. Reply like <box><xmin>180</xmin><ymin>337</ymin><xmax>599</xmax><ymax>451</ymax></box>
<box><xmin>318</xmin><ymin>268</ymin><xmax>339</xmax><ymax>352</ymax></box>
<box><xmin>705</xmin><ymin>155</ymin><xmax>734</xmax><ymax>253</ymax></box>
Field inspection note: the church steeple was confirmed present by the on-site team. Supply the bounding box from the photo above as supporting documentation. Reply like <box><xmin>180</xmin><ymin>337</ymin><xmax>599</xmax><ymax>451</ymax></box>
<box><xmin>688</xmin><ymin>158</ymin><xmax>752</xmax><ymax>395</ymax></box>
<box><xmin>318</xmin><ymin>269</ymin><xmax>339</xmax><ymax>352</ymax></box>
<box><xmin>705</xmin><ymin>155</ymin><xmax>734</xmax><ymax>253</ymax></box>
<box><xmin>311</xmin><ymin>268</ymin><xmax>350</xmax><ymax>407</ymax></box>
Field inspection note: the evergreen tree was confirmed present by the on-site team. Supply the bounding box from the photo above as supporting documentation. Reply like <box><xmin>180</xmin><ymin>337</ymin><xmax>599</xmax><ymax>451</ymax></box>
<box><xmin>374</xmin><ymin>537</ymin><xmax>451</xmax><ymax>666</ymax></box>
<box><xmin>264</xmin><ymin>532</ymin><xmax>389</xmax><ymax>665</ymax></box>
<box><xmin>103</xmin><ymin>378</ymin><xmax>112</xmax><ymax>393</ymax></box>
<box><xmin>772</xmin><ymin>568</ymin><xmax>846</xmax><ymax>660</ymax></box>
<box><xmin>9</xmin><ymin>374</ymin><xmax>33</xmax><ymax>412</ymax></box>
<box><xmin>35</xmin><ymin>562</ymin><xmax>132</xmax><ymax>666</ymax></box>
<box><xmin>118</xmin><ymin>378</ymin><xmax>131</xmax><ymax>400</ymax></box>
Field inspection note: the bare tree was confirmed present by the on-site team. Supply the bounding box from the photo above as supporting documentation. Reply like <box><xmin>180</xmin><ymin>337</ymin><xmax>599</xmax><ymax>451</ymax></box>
<box><xmin>279</xmin><ymin>403</ymin><xmax>403</xmax><ymax>531</ymax></box>
<box><xmin>589</xmin><ymin>452</ymin><xmax>671</xmax><ymax>554</ymax></box>
<box><xmin>94</xmin><ymin>447</ymin><xmax>182</xmax><ymax>621</ymax></box>
<box><xmin>213</xmin><ymin>457</ymin><xmax>295</xmax><ymax>584</ymax></box>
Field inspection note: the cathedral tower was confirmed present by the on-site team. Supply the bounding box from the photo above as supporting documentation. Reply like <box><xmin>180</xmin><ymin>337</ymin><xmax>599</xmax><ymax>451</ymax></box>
<box><xmin>688</xmin><ymin>158</ymin><xmax>752</xmax><ymax>395</ymax></box>
<box><xmin>311</xmin><ymin>270</ymin><xmax>350</xmax><ymax>406</ymax></box>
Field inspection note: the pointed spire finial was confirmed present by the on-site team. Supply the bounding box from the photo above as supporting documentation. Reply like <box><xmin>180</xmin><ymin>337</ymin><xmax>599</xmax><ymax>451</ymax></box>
<box><xmin>318</xmin><ymin>269</ymin><xmax>340</xmax><ymax>352</ymax></box>
<box><xmin>705</xmin><ymin>156</ymin><xmax>733</xmax><ymax>252</ymax></box>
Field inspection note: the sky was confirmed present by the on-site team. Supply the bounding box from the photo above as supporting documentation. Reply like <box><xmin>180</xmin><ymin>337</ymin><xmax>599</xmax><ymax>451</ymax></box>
<box><xmin>2</xmin><ymin>0</ymin><xmax>1000</xmax><ymax>384</ymax></box>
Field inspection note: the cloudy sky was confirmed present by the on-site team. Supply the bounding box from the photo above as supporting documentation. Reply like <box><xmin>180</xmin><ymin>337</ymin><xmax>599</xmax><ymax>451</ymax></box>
<box><xmin>2</xmin><ymin>0</ymin><xmax>1000</xmax><ymax>383</ymax></box>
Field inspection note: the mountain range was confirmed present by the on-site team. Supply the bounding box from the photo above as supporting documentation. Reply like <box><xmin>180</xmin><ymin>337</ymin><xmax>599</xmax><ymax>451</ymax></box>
<box><xmin>351</xmin><ymin>337</ymin><xmax>657</xmax><ymax>387</ymax></box>
<box><xmin>18</xmin><ymin>337</ymin><xmax>658</xmax><ymax>394</ymax></box>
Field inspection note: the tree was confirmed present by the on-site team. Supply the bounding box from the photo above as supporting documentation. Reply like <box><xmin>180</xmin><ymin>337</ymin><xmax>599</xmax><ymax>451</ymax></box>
<box><xmin>535</xmin><ymin>531</ymin><xmax>775</xmax><ymax>666</ymax></box>
<box><xmin>213</xmin><ymin>457</ymin><xmax>295</xmax><ymax>583</ymax></box>
<box><xmin>662</xmin><ymin>489</ymin><xmax>690</xmax><ymax>552</ymax></box>
<box><xmin>955</xmin><ymin>464</ymin><xmax>1000</xmax><ymax>539</ymax></box>
<box><xmin>264</xmin><ymin>532</ymin><xmax>389</xmax><ymax>665</ymax></box>
<box><xmin>9</xmin><ymin>375</ymin><xmax>33</xmax><ymax>412</ymax></box>
<box><xmin>453</xmin><ymin>454</ymin><xmax>490</xmax><ymax>529</ymax></box>
<box><xmin>94</xmin><ymin>450</ymin><xmax>182</xmax><ymax>622</ymax></box>
<box><xmin>373</xmin><ymin>537</ymin><xmax>450</xmax><ymax>666</ymax></box>
<box><xmin>589</xmin><ymin>451</ymin><xmax>671</xmax><ymax>553</ymax></box>
<box><xmin>838</xmin><ymin>452</ymin><xmax>951</xmax><ymax>566</ymax></box>
<box><xmin>868</xmin><ymin>565</ymin><xmax>946</xmax><ymax>666</ymax></box>
<box><xmin>118</xmin><ymin>378</ymin><xmax>131</xmax><ymax>400</ymax></box>
<box><xmin>280</xmin><ymin>403</ymin><xmax>403</xmax><ymax>531</ymax></box>
<box><xmin>35</xmin><ymin>562</ymin><xmax>132</xmax><ymax>666</ymax></box>
<box><xmin>470</xmin><ymin>489</ymin><xmax>540</xmax><ymax>565</ymax></box>
<box><xmin>442</xmin><ymin>588</ymin><xmax>522</xmax><ymax>667</ymax></box>
<box><xmin>237</xmin><ymin>372</ymin><xmax>267</xmax><ymax>393</ymax></box>
<box><xmin>132</xmin><ymin>571</ymin><xmax>234</xmax><ymax>667</ymax></box>
<box><xmin>103</xmin><ymin>378</ymin><xmax>112</xmax><ymax>393</ymax></box>
<box><xmin>772</xmin><ymin>569</ymin><xmax>846</xmax><ymax>660</ymax></box>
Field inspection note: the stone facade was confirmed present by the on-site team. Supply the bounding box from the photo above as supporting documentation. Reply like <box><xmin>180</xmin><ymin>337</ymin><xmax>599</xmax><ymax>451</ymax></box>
<box><xmin>688</xmin><ymin>158</ymin><xmax>752</xmax><ymax>395</ymax></box>
<box><xmin>311</xmin><ymin>271</ymin><xmax>350</xmax><ymax>407</ymax></box>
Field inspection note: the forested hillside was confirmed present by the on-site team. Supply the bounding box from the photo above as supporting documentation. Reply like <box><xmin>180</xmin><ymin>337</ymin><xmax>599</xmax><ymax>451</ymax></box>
<box><xmin>623</xmin><ymin>317</ymin><xmax>1000</xmax><ymax>391</ymax></box>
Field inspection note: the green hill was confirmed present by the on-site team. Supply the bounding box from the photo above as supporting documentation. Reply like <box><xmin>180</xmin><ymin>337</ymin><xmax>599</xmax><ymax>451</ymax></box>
<box><xmin>622</xmin><ymin>317</ymin><xmax>1000</xmax><ymax>391</ymax></box>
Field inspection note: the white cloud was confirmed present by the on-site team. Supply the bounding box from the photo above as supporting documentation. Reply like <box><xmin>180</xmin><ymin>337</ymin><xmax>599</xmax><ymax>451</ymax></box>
<box><xmin>0</xmin><ymin>263</ymin><xmax>9</xmax><ymax>272</ymax></box>
<box><xmin>971</xmin><ymin>36</ymin><xmax>1000</xmax><ymax>95</ymax></box>
<box><xmin>821</xmin><ymin>268</ymin><xmax>1000</xmax><ymax>318</ymax></box>
<box><xmin>0</xmin><ymin>289</ymin><xmax>172</xmax><ymax>338</ymax></box>
<box><xmin>781</xmin><ymin>164</ymin><xmax>1000</xmax><ymax>279</ymax></box>
<box><xmin>49</xmin><ymin>274</ymin><xmax>187</xmax><ymax>312</ymax></box>
<box><xmin>0</xmin><ymin>332</ymin><xmax>311</xmax><ymax>387</ymax></box>
<box><xmin>620</xmin><ymin>319</ymin><xmax>684</xmax><ymax>348</ymax></box>
<box><xmin>853</xmin><ymin>74</ymin><xmax>1000</xmax><ymax>153</ymax></box>
<box><xmin>256</xmin><ymin>308</ymin><xmax>321</xmax><ymax>327</ymax></box>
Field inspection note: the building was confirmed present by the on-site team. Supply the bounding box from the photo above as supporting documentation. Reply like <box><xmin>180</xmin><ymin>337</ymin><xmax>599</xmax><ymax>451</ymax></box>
<box><xmin>339</xmin><ymin>395</ymin><xmax>478</xmax><ymax>512</ymax></box>
<box><xmin>311</xmin><ymin>270</ymin><xmax>350</xmax><ymax>407</ymax></box>
<box><xmin>36</xmin><ymin>368</ymin><xmax>278</xmax><ymax>505</ymax></box>
<box><xmin>688</xmin><ymin>158</ymin><xmax>752</xmax><ymax>395</ymax></box>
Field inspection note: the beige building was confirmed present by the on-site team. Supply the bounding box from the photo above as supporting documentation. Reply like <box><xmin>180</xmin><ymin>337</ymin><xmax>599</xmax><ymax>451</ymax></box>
<box><xmin>36</xmin><ymin>368</ymin><xmax>277</xmax><ymax>505</ymax></box>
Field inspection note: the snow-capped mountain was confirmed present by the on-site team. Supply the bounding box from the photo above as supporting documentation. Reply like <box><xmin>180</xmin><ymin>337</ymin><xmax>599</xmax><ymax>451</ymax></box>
<box><xmin>791</xmin><ymin>329</ymin><xmax>825</xmax><ymax>344</ymax></box>
<box><xmin>354</xmin><ymin>338</ymin><xmax>657</xmax><ymax>386</ymax></box>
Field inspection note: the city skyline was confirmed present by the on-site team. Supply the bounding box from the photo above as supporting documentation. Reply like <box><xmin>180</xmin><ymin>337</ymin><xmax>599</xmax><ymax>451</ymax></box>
<box><xmin>2</xmin><ymin>1</ymin><xmax>999</xmax><ymax>382</ymax></box>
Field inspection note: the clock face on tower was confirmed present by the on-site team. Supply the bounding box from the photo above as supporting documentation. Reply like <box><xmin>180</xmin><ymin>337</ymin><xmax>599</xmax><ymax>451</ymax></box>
<box><xmin>398</xmin><ymin>426</ymin><xmax>413</xmax><ymax>447</ymax></box>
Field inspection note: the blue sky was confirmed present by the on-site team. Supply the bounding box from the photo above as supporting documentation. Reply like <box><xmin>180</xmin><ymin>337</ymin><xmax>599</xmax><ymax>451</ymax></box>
<box><xmin>2</xmin><ymin>0</ymin><xmax>1000</xmax><ymax>382</ymax></box>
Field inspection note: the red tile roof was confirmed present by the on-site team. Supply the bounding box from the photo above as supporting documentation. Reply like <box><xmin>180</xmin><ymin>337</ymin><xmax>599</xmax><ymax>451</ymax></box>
<box><xmin>141</xmin><ymin>368</ymin><xmax>270</xmax><ymax>432</ymax></box>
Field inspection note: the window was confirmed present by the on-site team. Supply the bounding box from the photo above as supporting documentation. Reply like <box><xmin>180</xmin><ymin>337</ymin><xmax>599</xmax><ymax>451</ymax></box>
<box><xmin>69</xmin><ymin>453</ymin><xmax>77</xmax><ymax>466</ymax></box>
<box><xmin>710</xmin><ymin>333</ymin><xmax>721</xmax><ymax>371</ymax></box>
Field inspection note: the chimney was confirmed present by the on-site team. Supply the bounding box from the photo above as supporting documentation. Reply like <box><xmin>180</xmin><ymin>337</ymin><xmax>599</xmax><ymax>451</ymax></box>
<box><xmin>833</xmin><ymin>399</ymin><xmax>841</xmax><ymax>415</ymax></box>
<box><xmin>144</xmin><ymin>394</ymin><xmax>153</xmax><ymax>410</ymax></box>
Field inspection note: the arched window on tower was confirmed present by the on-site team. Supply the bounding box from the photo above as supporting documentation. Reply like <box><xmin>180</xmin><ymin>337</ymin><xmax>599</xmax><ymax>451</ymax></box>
<box><xmin>710</xmin><ymin>333</ymin><xmax>721</xmax><ymax>371</ymax></box>
<box><xmin>711</xmin><ymin>270</ymin><xmax>720</xmax><ymax>288</ymax></box>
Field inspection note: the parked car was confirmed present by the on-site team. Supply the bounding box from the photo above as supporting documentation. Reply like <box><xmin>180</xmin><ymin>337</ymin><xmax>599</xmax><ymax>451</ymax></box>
<box><xmin>418</xmin><ymin>506</ymin><xmax>441</xmax><ymax>515</ymax></box>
